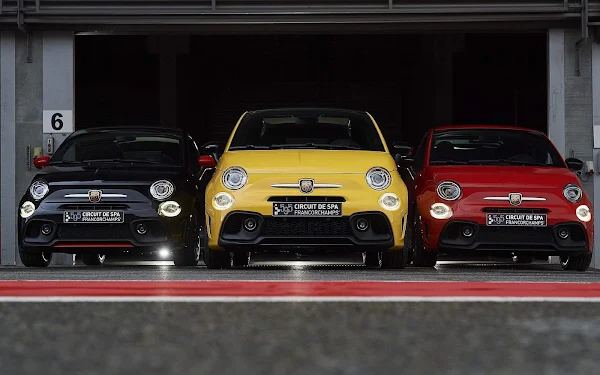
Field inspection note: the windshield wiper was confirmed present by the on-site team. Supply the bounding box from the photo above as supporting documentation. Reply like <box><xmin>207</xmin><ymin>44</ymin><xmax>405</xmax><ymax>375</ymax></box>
<box><xmin>429</xmin><ymin>160</ymin><xmax>469</xmax><ymax>165</ymax></box>
<box><xmin>228</xmin><ymin>145</ymin><xmax>272</xmax><ymax>150</ymax></box>
<box><xmin>47</xmin><ymin>160</ymin><xmax>83</xmax><ymax>165</ymax></box>
<box><xmin>270</xmin><ymin>143</ymin><xmax>361</xmax><ymax>150</ymax></box>
<box><xmin>465</xmin><ymin>159</ymin><xmax>549</xmax><ymax>167</ymax></box>
<box><xmin>81</xmin><ymin>158</ymin><xmax>159</xmax><ymax>164</ymax></box>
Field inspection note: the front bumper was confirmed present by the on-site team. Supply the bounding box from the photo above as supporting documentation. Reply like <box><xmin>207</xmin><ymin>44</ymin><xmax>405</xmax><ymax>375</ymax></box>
<box><xmin>19</xmin><ymin>207</ymin><xmax>188</xmax><ymax>252</ymax></box>
<box><xmin>214</xmin><ymin>210</ymin><xmax>399</xmax><ymax>251</ymax></box>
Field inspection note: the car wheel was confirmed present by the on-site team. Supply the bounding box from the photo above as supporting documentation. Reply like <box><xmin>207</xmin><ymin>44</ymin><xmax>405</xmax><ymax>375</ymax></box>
<box><xmin>381</xmin><ymin>248</ymin><xmax>408</xmax><ymax>269</ymax></box>
<box><xmin>81</xmin><ymin>254</ymin><xmax>105</xmax><ymax>266</ymax></box>
<box><xmin>411</xmin><ymin>211</ymin><xmax>437</xmax><ymax>267</ymax></box>
<box><xmin>19</xmin><ymin>249</ymin><xmax>52</xmax><ymax>267</ymax></box>
<box><xmin>364</xmin><ymin>252</ymin><xmax>382</xmax><ymax>268</ymax></box>
<box><xmin>203</xmin><ymin>247</ymin><xmax>231</xmax><ymax>269</ymax></box>
<box><xmin>232</xmin><ymin>252</ymin><xmax>251</xmax><ymax>267</ymax></box>
<box><xmin>173</xmin><ymin>214</ymin><xmax>201</xmax><ymax>267</ymax></box>
<box><xmin>560</xmin><ymin>253</ymin><xmax>593</xmax><ymax>272</ymax></box>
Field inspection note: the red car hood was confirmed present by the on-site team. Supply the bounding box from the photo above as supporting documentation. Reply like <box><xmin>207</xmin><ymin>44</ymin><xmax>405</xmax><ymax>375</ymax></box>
<box><xmin>430</xmin><ymin>166</ymin><xmax>580</xmax><ymax>190</ymax></box>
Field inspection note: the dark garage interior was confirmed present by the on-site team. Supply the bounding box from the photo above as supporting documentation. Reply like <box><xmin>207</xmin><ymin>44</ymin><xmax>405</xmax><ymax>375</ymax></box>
<box><xmin>74</xmin><ymin>32</ymin><xmax>547</xmax><ymax>148</ymax></box>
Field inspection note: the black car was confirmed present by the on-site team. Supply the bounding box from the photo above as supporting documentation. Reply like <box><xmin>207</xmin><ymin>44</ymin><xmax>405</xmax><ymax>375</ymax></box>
<box><xmin>18</xmin><ymin>127</ymin><xmax>209</xmax><ymax>267</ymax></box>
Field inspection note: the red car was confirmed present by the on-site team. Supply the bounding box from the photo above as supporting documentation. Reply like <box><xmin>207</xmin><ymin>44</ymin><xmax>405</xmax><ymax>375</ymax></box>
<box><xmin>398</xmin><ymin>125</ymin><xmax>594</xmax><ymax>271</ymax></box>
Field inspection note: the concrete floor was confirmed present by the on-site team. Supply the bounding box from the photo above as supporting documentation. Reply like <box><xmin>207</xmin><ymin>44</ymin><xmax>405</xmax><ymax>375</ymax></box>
<box><xmin>0</xmin><ymin>260</ymin><xmax>599</xmax><ymax>374</ymax></box>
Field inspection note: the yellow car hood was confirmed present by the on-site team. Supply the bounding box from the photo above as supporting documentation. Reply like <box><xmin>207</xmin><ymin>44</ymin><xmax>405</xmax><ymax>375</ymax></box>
<box><xmin>218</xmin><ymin>149</ymin><xmax>397</xmax><ymax>174</ymax></box>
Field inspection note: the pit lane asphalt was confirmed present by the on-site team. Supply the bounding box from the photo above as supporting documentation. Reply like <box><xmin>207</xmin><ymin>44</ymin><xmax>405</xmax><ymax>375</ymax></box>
<box><xmin>1</xmin><ymin>260</ymin><xmax>599</xmax><ymax>374</ymax></box>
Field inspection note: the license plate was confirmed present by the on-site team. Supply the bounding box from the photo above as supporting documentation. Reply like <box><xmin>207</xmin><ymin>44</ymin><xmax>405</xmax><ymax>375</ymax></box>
<box><xmin>63</xmin><ymin>210</ymin><xmax>125</xmax><ymax>223</ymax></box>
<box><xmin>486</xmin><ymin>213</ymin><xmax>547</xmax><ymax>227</ymax></box>
<box><xmin>273</xmin><ymin>202</ymin><xmax>342</xmax><ymax>217</ymax></box>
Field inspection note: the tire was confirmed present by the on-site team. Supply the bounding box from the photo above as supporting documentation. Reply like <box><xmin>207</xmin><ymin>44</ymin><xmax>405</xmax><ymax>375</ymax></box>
<box><xmin>232</xmin><ymin>252</ymin><xmax>251</xmax><ymax>267</ymax></box>
<box><xmin>381</xmin><ymin>248</ymin><xmax>408</xmax><ymax>269</ymax></box>
<box><xmin>364</xmin><ymin>252</ymin><xmax>382</xmax><ymax>268</ymax></box>
<box><xmin>411</xmin><ymin>210</ymin><xmax>437</xmax><ymax>267</ymax></box>
<box><xmin>173</xmin><ymin>213</ymin><xmax>201</xmax><ymax>267</ymax></box>
<box><xmin>203</xmin><ymin>247</ymin><xmax>231</xmax><ymax>269</ymax></box>
<box><xmin>19</xmin><ymin>249</ymin><xmax>52</xmax><ymax>267</ymax></box>
<box><xmin>560</xmin><ymin>253</ymin><xmax>593</xmax><ymax>271</ymax></box>
<box><xmin>81</xmin><ymin>254</ymin><xmax>105</xmax><ymax>266</ymax></box>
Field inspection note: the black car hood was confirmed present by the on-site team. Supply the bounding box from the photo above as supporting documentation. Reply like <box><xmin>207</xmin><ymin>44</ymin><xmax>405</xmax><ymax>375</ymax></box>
<box><xmin>35</xmin><ymin>164</ymin><xmax>186</xmax><ymax>184</ymax></box>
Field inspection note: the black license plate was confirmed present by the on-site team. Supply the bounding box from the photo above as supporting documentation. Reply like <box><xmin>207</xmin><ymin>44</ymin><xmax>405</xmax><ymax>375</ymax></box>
<box><xmin>486</xmin><ymin>213</ymin><xmax>547</xmax><ymax>227</ymax></box>
<box><xmin>273</xmin><ymin>202</ymin><xmax>342</xmax><ymax>217</ymax></box>
<box><xmin>63</xmin><ymin>210</ymin><xmax>125</xmax><ymax>223</ymax></box>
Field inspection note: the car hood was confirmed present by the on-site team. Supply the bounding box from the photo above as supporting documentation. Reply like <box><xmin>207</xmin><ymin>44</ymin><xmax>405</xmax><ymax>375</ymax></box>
<box><xmin>430</xmin><ymin>166</ymin><xmax>580</xmax><ymax>189</ymax></box>
<box><xmin>218</xmin><ymin>150</ymin><xmax>397</xmax><ymax>174</ymax></box>
<box><xmin>34</xmin><ymin>164</ymin><xmax>185</xmax><ymax>184</ymax></box>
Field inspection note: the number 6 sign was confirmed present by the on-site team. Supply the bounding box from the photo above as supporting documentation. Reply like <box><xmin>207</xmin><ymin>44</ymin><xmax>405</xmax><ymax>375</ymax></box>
<box><xmin>43</xmin><ymin>110</ymin><xmax>73</xmax><ymax>133</ymax></box>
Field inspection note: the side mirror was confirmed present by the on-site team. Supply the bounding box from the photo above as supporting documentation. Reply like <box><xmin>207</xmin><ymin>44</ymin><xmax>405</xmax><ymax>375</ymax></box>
<box><xmin>396</xmin><ymin>156</ymin><xmax>414</xmax><ymax>168</ymax></box>
<box><xmin>201</xmin><ymin>141</ymin><xmax>222</xmax><ymax>155</ymax></box>
<box><xmin>198</xmin><ymin>155</ymin><xmax>217</xmax><ymax>168</ymax></box>
<box><xmin>390</xmin><ymin>141</ymin><xmax>413</xmax><ymax>157</ymax></box>
<box><xmin>565</xmin><ymin>157</ymin><xmax>584</xmax><ymax>171</ymax></box>
<box><xmin>33</xmin><ymin>155</ymin><xmax>50</xmax><ymax>169</ymax></box>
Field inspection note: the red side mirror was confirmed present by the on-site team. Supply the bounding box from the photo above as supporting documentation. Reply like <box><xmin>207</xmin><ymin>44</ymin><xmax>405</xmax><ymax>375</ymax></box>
<box><xmin>198</xmin><ymin>155</ymin><xmax>216</xmax><ymax>168</ymax></box>
<box><xmin>33</xmin><ymin>155</ymin><xmax>50</xmax><ymax>169</ymax></box>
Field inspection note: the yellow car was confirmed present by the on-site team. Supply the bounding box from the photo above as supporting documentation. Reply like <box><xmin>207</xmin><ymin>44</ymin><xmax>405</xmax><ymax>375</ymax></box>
<box><xmin>199</xmin><ymin>108</ymin><xmax>410</xmax><ymax>269</ymax></box>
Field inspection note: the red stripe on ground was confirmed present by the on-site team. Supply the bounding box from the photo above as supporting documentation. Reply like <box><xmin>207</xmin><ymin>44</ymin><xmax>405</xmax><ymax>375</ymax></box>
<box><xmin>0</xmin><ymin>281</ymin><xmax>599</xmax><ymax>298</ymax></box>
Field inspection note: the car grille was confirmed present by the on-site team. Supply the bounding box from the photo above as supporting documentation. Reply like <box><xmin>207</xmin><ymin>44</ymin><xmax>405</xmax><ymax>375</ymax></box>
<box><xmin>57</xmin><ymin>224</ymin><xmax>131</xmax><ymax>239</ymax></box>
<box><xmin>263</xmin><ymin>217</ymin><xmax>351</xmax><ymax>237</ymax></box>
<box><xmin>477</xmin><ymin>226</ymin><xmax>551</xmax><ymax>243</ymax></box>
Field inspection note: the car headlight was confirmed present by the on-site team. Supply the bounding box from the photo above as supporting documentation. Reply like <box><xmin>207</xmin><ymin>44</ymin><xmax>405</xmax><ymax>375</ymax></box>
<box><xmin>430</xmin><ymin>203</ymin><xmax>453</xmax><ymax>219</ymax></box>
<box><xmin>20</xmin><ymin>201</ymin><xmax>35</xmax><ymax>218</ymax></box>
<box><xmin>150</xmin><ymin>180</ymin><xmax>175</xmax><ymax>201</ymax></box>
<box><xmin>436</xmin><ymin>181</ymin><xmax>461</xmax><ymax>201</ymax></box>
<box><xmin>213</xmin><ymin>192</ymin><xmax>235</xmax><ymax>210</ymax></box>
<box><xmin>366</xmin><ymin>167</ymin><xmax>392</xmax><ymax>190</ymax></box>
<box><xmin>29</xmin><ymin>180</ymin><xmax>49</xmax><ymax>201</ymax></box>
<box><xmin>563</xmin><ymin>183</ymin><xmax>582</xmax><ymax>203</ymax></box>
<box><xmin>222</xmin><ymin>167</ymin><xmax>248</xmax><ymax>190</ymax></box>
<box><xmin>576</xmin><ymin>205</ymin><xmax>591</xmax><ymax>222</ymax></box>
<box><xmin>158</xmin><ymin>201</ymin><xmax>181</xmax><ymax>217</ymax></box>
<box><xmin>379</xmin><ymin>193</ymin><xmax>400</xmax><ymax>211</ymax></box>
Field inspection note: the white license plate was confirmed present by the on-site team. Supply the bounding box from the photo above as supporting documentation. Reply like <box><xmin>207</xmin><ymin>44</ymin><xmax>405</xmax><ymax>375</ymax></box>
<box><xmin>63</xmin><ymin>210</ymin><xmax>125</xmax><ymax>223</ymax></box>
<box><xmin>486</xmin><ymin>213</ymin><xmax>547</xmax><ymax>227</ymax></box>
<box><xmin>273</xmin><ymin>202</ymin><xmax>342</xmax><ymax>217</ymax></box>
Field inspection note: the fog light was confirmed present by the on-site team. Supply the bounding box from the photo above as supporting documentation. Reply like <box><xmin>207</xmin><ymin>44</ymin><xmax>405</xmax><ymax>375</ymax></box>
<box><xmin>158</xmin><ymin>248</ymin><xmax>170</xmax><ymax>259</ymax></box>
<box><xmin>136</xmin><ymin>224</ymin><xmax>147</xmax><ymax>235</ymax></box>
<box><xmin>356</xmin><ymin>218</ymin><xmax>369</xmax><ymax>231</ymax></box>
<box><xmin>430</xmin><ymin>203</ymin><xmax>453</xmax><ymax>219</ymax></box>
<box><xmin>378</xmin><ymin>193</ymin><xmax>400</xmax><ymax>211</ymax></box>
<box><xmin>244</xmin><ymin>218</ymin><xmax>257</xmax><ymax>231</ymax></box>
<box><xmin>213</xmin><ymin>192</ymin><xmax>235</xmax><ymax>210</ymax></box>
<box><xmin>558</xmin><ymin>228</ymin><xmax>569</xmax><ymax>239</ymax></box>
<box><xmin>462</xmin><ymin>226</ymin><xmax>473</xmax><ymax>237</ymax></box>
<box><xmin>20</xmin><ymin>201</ymin><xmax>35</xmax><ymax>218</ymax></box>
<box><xmin>158</xmin><ymin>201</ymin><xmax>181</xmax><ymax>217</ymax></box>
<box><xmin>576</xmin><ymin>205</ymin><xmax>592</xmax><ymax>222</ymax></box>
<box><xmin>41</xmin><ymin>224</ymin><xmax>52</xmax><ymax>236</ymax></box>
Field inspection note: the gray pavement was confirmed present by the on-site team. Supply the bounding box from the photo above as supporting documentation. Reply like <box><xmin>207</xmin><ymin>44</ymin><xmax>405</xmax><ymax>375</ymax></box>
<box><xmin>1</xmin><ymin>260</ymin><xmax>599</xmax><ymax>374</ymax></box>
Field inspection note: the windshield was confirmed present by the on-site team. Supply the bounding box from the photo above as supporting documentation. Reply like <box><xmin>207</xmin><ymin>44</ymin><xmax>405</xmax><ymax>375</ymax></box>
<box><xmin>227</xmin><ymin>109</ymin><xmax>386</xmax><ymax>151</ymax></box>
<box><xmin>429</xmin><ymin>128</ymin><xmax>565</xmax><ymax>167</ymax></box>
<box><xmin>50</xmin><ymin>130</ymin><xmax>183</xmax><ymax>166</ymax></box>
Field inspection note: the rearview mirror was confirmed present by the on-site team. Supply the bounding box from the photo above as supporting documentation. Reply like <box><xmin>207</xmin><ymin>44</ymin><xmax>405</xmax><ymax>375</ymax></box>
<box><xmin>198</xmin><ymin>155</ymin><xmax>216</xmax><ymax>168</ymax></box>
<box><xmin>565</xmin><ymin>157</ymin><xmax>584</xmax><ymax>172</ymax></box>
<box><xmin>33</xmin><ymin>155</ymin><xmax>50</xmax><ymax>169</ymax></box>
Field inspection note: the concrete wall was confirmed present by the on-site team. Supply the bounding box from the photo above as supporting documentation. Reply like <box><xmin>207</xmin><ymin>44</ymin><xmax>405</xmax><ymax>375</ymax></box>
<box><xmin>0</xmin><ymin>31</ymin><xmax>74</xmax><ymax>265</ymax></box>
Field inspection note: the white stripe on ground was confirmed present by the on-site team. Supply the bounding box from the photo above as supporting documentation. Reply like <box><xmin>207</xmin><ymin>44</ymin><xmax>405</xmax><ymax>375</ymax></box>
<box><xmin>1</xmin><ymin>296</ymin><xmax>600</xmax><ymax>302</ymax></box>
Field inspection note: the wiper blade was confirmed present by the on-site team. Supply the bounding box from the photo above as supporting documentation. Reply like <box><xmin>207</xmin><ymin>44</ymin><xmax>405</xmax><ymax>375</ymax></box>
<box><xmin>228</xmin><ymin>145</ymin><xmax>272</xmax><ymax>150</ymax></box>
<box><xmin>81</xmin><ymin>158</ymin><xmax>159</xmax><ymax>164</ymax></box>
<box><xmin>270</xmin><ymin>143</ymin><xmax>360</xmax><ymax>150</ymax></box>
<box><xmin>497</xmin><ymin>159</ymin><xmax>548</xmax><ymax>167</ymax></box>
<box><xmin>47</xmin><ymin>160</ymin><xmax>83</xmax><ymax>165</ymax></box>
<box><xmin>429</xmin><ymin>160</ymin><xmax>469</xmax><ymax>165</ymax></box>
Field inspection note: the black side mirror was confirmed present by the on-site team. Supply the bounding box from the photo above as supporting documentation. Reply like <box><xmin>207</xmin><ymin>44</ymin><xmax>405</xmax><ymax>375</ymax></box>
<box><xmin>565</xmin><ymin>157</ymin><xmax>584</xmax><ymax>172</ymax></box>
<box><xmin>390</xmin><ymin>141</ymin><xmax>413</xmax><ymax>157</ymax></box>
<box><xmin>201</xmin><ymin>141</ymin><xmax>222</xmax><ymax>161</ymax></box>
<box><xmin>396</xmin><ymin>155</ymin><xmax>414</xmax><ymax>168</ymax></box>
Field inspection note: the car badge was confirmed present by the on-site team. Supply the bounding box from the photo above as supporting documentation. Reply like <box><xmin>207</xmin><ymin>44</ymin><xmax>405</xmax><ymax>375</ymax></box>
<box><xmin>88</xmin><ymin>190</ymin><xmax>102</xmax><ymax>203</ymax></box>
<box><xmin>299</xmin><ymin>179</ymin><xmax>315</xmax><ymax>194</ymax></box>
<box><xmin>508</xmin><ymin>193</ymin><xmax>522</xmax><ymax>206</ymax></box>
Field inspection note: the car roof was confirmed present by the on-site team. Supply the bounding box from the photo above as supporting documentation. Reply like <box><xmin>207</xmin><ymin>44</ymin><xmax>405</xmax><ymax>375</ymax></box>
<box><xmin>70</xmin><ymin>126</ymin><xmax>185</xmax><ymax>136</ymax></box>
<box><xmin>245</xmin><ymin>107</ymin><xmax>369</xmax><ymax>117</ymax></box>
<box><xmin>432</xmin><ymin>124</ymin><xmax>544</xmax><ymax>133</ymax></box>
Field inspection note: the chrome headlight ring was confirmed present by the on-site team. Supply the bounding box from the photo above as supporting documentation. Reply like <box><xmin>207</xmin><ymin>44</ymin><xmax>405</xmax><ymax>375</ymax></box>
<box><xmin>29</xmin><ymin>180</ymin><xmax>49</xmax><ymax>201</ymax></box>
<box><xmin>366</xmin><ymin>167</ymin><xmax>392</xmax><ymax>191</ymax></box>
<box><xmin>222</xmin><ymin>167</ymin><xmax>248</xmax><ymax>190</ymax></box>
<box><xmin>563</xmin><ymin>183</ymin><xmax>583</xmax><ymax>203</ymax></box>
<box><xmin>150</xmin><ymin>180</ymin><xmax>175</xmax><ymax>201</ymax></box>
<box><xmin>436</xmin><ymin>181</ymin><xmax>461</xmax><ymax>201</ymax></box>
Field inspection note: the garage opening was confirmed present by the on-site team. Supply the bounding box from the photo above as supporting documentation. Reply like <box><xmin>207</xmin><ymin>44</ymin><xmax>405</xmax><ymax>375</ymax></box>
<box><xmin>74</xmin><ymin>32</ymin><xmax>547</xmax><ymax>149</ymax></box>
